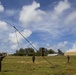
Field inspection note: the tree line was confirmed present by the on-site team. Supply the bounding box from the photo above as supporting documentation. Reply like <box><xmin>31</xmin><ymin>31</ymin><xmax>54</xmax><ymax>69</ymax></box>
<box><xmin>13</xmin><ymin>47</ymin><xmax>64</xmax><ymax>56</ymax></box>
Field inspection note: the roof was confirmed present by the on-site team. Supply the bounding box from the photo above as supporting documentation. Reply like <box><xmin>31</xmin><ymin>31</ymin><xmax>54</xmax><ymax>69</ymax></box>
<box><xmin>47</xmin><ymin>54</ymin><xmax>58</xmax><ymax>56</ymax></box>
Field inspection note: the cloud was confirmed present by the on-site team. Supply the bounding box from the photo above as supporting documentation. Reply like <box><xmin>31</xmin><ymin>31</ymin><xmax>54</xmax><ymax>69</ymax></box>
<box><xmin>51</xmin><ymin>0</ymin><xmax>71</xmax><ymax>20</ymax></box>
<box><xmin>9</xmin><ymin>29</ymin><xmax>32</xmax><ymax>44</ymax></box>
<box><xmin>30</xmin><ymin>42</ymin><xmax>38</xmax><ymax>50</ymax></box>
<box><xmin>0</xmin><ymin>0</ymin><xmax>75</xmax><ymax>54</ymax></box>
<box><xmin>0</xmin><ymin>21</ymin><xmax>8</xmax><ymax>30</ymax></box>
<box><xmin>64</xmin><ymin>10</ymin><xmax>76</xmax><ymax>35</ymax></box>
<box><xmin>19</xmin><ymin>1</ymin><xmax>45</xmax><ymax>25</ymax></box>
<box><xmin>9</xmin><ymin>29</ymin><xmax>32</xmax><ymax>50</ymax></box>
<box><xmin>54</xmin><ymin>0</ymin><xmax>70</xmax><ymax>15</ymax></box>
<box><xmin>5</xmin><ymin>10</ymin><xmax>17</xmax><ymax>16</ymax></box>
<box><xmin>66</xmin><ymin>42</ymin><xmax>76</xmax><ymax>52</ymax></box>
<box><xmin>11</xmin><ymin>44</ymin><xmax>18</xmax><ymax>50</ymax></box>
<box><xmin>57</xmin><ymin>41</ymin><xmax>68</xmax><ymax>49</ymax></box>
<box><xmin>46</xmin><ymin>41</ymin><xmax>68</xmax><ymax>52</ymax></box>
<box><xmin>65</xmin><ymin>11</ymin><xmax>76</xmax><ymax>24</ymax></box>
<box><xmin>19</xmin><ymin>0</ymin><xmax>72</xmax><ymax>39</ymax></box>
<box><xmin>0</xmin><ymin>3</ymin><xmax>4</xmax><ymax>12</ymax></box>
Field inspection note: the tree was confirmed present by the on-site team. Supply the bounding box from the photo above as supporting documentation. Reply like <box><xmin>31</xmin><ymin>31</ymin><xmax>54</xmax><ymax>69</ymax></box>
<box><xmin>14</xmin><ymin>48</ymin><xmax>34</xmax><ymax>56</ymax></box>
<box><xmin>14</xmin><ymin>48</ymin><xmax>26</xmax><ymax>56</ymax></box>
<box><xmin>25</xmin><ymin>48</ymin><xmax>34</xmax><ymax>56</ymax></box>
<box><xmin>58</xmin><ymin>49</ymin><xmax>64</xmax><ymax>55</ymax></box>
<box><xmin>48</xmin><ymin>49</ymin><xmax>55</xmax><ymax>54</ymax></box>
<box><xmin>35</xmin><ymin>51</ymin><xmax>40</xmax><ymax>56</ymax></box>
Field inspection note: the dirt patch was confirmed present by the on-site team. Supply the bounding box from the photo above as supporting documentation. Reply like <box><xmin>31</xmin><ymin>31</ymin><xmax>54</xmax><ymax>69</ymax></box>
<box><xmin>67</xmin><ymin>69</ymin><xmax>76</xmax><ymax>73</ymax></box>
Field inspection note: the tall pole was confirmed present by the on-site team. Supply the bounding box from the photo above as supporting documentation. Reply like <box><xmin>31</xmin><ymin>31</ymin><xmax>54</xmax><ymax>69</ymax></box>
<box><xmin>13</xmin><ymin>26</ymin><xmax>53</xmax><ymax>65</ymax></box>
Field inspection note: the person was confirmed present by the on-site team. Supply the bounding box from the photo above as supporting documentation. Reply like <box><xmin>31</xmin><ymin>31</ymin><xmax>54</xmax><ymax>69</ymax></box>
<box><xmin>32</xmin><ymin>54</ymin><xmax>35</xmax><ymax>63</ymax></box>
<box><xmin>0</xmin><ymin>56</ymin><xmax>4</xmax><ymax>71</ymax></box>
<box><xmin>0</xmin><ymin>57</ymin><xmax>1</xmax><ymax>72</ymax></box>
<box><xmin>0</xmin><ymin>54</ymin><xmax>6</xmax><ymax>71</ymax></box>
<box><xmin>67</xmin><ymin>55</ymin><xmax>70</xmax><ymax>63</ymax></box>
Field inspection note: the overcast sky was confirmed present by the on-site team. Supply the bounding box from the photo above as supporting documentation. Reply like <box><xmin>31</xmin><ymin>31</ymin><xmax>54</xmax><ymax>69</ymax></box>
<box><xmin>0</xmin><ymin>0</ymin><xmax>76</xmax><ymax>53</ymax></box>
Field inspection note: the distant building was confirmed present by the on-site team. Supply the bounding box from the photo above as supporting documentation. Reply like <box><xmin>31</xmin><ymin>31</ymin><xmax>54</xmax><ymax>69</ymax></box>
<box><xmin>47</xmin><ymin>54</ymin><xmax>58</xmax><ymax>56</ymax></box>
<box><xmin>64</xmin><ymin>49</ymin><xmax>76</xmax><ymax>56</ymax></box>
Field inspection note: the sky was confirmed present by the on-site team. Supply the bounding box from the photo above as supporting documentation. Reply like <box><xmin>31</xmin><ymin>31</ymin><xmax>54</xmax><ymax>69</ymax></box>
<box><xmin>0</xmin><ymin>0</ymin><xmax>76</xmax><ymax>54</ymax></box>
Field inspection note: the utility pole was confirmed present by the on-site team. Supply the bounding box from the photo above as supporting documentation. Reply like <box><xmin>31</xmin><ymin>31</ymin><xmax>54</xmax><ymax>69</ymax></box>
<box><xmin>41</xmin><ymin>48</ymin><xmax>45</xmax><ymax>56</ymax></box>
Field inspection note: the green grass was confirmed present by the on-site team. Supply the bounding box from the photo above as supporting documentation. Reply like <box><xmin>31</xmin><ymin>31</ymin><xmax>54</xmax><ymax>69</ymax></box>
<box><xmin>0</xmin><ymin>56</ymin><xmax>76</xmax><ymax>75</ymax></box>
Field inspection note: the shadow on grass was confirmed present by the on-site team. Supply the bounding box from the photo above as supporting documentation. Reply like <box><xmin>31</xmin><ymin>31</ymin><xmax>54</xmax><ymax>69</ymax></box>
<box><xmin>49</xmin><ymin>64</ymin><xmax>60</xmax><ymax>69</ymax></box>
<box><xmin>1</xmin><ymin>70</ymin><xmax>15</xmax><ymax>72</ymax></box>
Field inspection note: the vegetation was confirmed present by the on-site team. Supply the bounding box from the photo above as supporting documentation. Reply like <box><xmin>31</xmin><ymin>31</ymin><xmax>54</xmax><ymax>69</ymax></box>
<box><xmin>14</xmin><ymin>48</ymin><xmax>34</xmax><ymax>56</ymax></box>
<box><xmin>13</xmin><ymin>47</ymin><xmax>63</xmax><ymax>56</ymax></box>
<box><xmin>58</xmin><ymin>49</ymin><xmax>64</xmax><ymax>55</ymax></box>
<box><xmin>0</xmin><ymin>56</ymin><xmax>76</xmax><ymax>75</ymax></box>
<box><xmin>48</xmin><ymin>49</ymin><xmax>55</xmax><ymax>54</ymax></box>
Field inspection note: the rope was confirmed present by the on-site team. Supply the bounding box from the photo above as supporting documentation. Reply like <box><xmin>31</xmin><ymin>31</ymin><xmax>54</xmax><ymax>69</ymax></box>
<box><xmin>14</xmin><ymin>28</ymin><xmax>21</xmax><ymax>49</ymax></box>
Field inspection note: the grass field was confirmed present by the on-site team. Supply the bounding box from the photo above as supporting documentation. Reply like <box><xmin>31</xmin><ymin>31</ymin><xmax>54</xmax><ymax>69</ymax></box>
<box><xmin>0</xmin><ymin>56</ymin><xmax>76</xmax><ymax>75</ymax></box>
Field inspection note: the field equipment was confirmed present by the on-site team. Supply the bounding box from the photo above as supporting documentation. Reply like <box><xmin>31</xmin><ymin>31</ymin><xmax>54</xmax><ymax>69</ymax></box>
<box><xmin>13</xmin><ymin>26</ymin><xmax>53</xmax><ymax>65</ymax></box>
